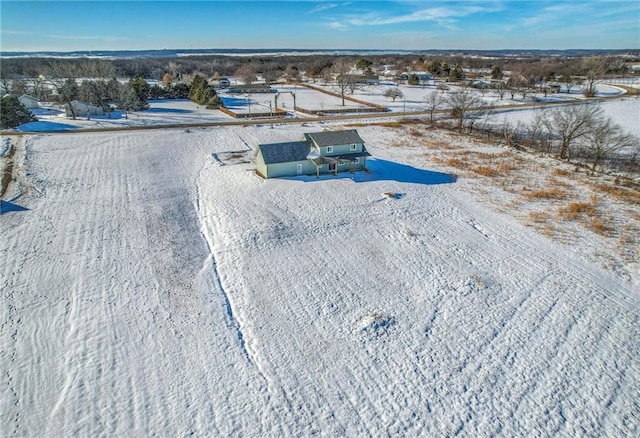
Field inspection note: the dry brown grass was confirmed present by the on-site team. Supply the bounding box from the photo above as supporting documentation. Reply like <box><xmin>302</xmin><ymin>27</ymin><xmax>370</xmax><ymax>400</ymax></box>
<box><xmin>591</xmin><ymin>183</ymin><xmax>640</xmax><ymax>204</ymax></box>
<box><xmin>1</xmin><ymin>142</ymin><xmax>16</xmax><ymax>198</ymax></box>
<box><xmin>557</xmin><ymin>201</ymin><xmax>595</xmax><ymax>220</ymax></box>
<box><xmin>588</xmin><ymin>216</ymin><xmax>611</xmax><ymax>236</ymax></box>
<box><xmin>617</xmin><ymin>223</ymin><xmax>640</xmax><ymax>262</ymax></box>
<box><xmin>526</xmin><ymin>187</ymin><xmax>567</xmax><ymax>201</ymax></box>
<box><xmin>376</xmin><ymin>121</ymin><xmax>404</xmax><ymax>129</ymax></box>
<box><xmin>552</xmin><ymin>168</ymin><xmax>572</xmax><ymax>177</ymax></box>
<box><xmin>476</xmin><ymin>151</ymin><xmax>510</xmax><ymax>160</ymax></box>
<box><xmin>443</xmin><ymin>158</ymin><xmax>469</xmax><ymax>169</ymax></box>
<box><xmin>472</xmin><ymin>166</ymin><xmax>500</xmax><ymax>177</ymax></box>
<box><xmin>419</xmin><ymin>139</ymin><xmax>448</xmax><ymax>150</ymax></box>
<box><xmin>528</xmin><ymin>210</ymin><xmax>550</xmax><ymax>223</ymax></box>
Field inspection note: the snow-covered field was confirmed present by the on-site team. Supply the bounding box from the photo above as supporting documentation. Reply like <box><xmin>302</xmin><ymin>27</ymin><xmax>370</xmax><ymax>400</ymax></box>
<box><xmin>2</xmin><ymin>122</ymin><xmax>639</xmax><ymax>436</ymax></box>
<box><xmin>486</xmin><ymin>97</ymin><xmax>640</xmax><ymax>139</ymax></box>
<box><xmin>14</xmin><ymin>79</ymin><xmax>636</xmax><ymax>134</ymax></box>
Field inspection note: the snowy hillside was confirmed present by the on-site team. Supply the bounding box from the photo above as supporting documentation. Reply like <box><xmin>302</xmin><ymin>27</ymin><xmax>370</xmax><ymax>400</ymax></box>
<box><xmin>1</xmin><ymin>124</ymin><xmax>638</xmax><ymax>436</ymax></box>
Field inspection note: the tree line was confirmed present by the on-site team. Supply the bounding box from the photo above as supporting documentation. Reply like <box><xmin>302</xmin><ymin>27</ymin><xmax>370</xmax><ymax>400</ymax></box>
<box><xmin>2</xmin><ymin>51</ymin><xmax>636</xmax><ymax>90</ymax></box>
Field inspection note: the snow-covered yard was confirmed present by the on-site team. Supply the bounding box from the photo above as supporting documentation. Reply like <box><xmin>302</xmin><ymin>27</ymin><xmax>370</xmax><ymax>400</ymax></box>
<box><xmin>1</xmin><ymin>122</ymin><xmax>638</xmax><ymax>436</ymax></box>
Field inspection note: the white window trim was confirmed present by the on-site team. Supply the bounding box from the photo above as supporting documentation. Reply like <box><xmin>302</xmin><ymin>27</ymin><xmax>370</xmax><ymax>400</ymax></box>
<box><xmin>355</xmin><ymin>157</ymin><xmax>360</xmax><ymax>164</ymax></box>
<box><xmin>326</xmin><ymin>146</ymin><xmax>333</xmax><ymax>153</ymax></box>
<box><xmin>350</xmin><ymin>144</ymin><xmax>357</xmax><ymax>151</ymax></box>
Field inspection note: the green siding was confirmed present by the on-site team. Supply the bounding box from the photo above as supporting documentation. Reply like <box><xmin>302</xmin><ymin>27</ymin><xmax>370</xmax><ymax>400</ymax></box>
<box><xmin>256</xmin><ymin>150</ymin><xmax>269</xmax><ymax>177</ymax></box>
<box><xmin>260</xmin><ymin>159</ymin><xmax>365</xmax><ymax>178</ymax></box>
<box><xmin>264</xmin><ymin>160</ymin><xmax>316</xmax><ymax>178</ymax></box>
<box><xmin>323</xmin><ymin>143</ymin><xmax>363</xmax><ymax>156</ymax></box>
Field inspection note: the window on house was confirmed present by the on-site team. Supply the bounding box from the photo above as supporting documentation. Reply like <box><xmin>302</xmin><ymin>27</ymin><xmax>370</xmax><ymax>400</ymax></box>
<box><xmin>355</xmin><ymin>157</ymin><xmax>360</xmax><ymax>164</ymax></box>
<box><xmin>350</xmin><ymin>144</ymin><xmax>357</xmax><ymax>151</ymax></box>
<box><xmin>326</xmin><ymin>146</ymin><xmax>333</xmax><ymax>153</ymax></box>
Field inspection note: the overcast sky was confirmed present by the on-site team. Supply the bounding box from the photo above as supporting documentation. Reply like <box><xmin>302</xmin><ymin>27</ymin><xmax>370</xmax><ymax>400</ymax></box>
<box><xmin>1</xmin><ymin>0</ymin><xmax>638</xmax><ymax>52</ymax></box>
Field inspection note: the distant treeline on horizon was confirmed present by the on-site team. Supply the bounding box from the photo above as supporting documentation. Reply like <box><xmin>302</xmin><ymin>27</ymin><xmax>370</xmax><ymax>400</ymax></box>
<box><xmin>2</xmin><ymin>48</ymin><xmax>635</xmax><ymax>60</ymax></box>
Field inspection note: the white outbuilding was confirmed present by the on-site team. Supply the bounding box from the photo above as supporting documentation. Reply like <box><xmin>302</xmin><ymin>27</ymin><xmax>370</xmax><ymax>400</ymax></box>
<box><xmin>65</xmin><ymin>100</ymin><xmax>104</xmax><ymax>118</ymax></box>
<box><xmin>18</xmin><ymin>94</ymin><xmax>39</xmax><ymax>109</ymax></box>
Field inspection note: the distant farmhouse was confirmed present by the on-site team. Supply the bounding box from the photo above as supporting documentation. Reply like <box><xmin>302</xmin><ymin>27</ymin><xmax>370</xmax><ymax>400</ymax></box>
<box><xmin>256</xmin><ymin>129</ymin><xmax>371</xmax><ymax>178</ymax></box>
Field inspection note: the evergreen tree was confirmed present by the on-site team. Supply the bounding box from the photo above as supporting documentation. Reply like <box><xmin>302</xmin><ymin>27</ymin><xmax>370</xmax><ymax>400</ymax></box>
<box><xmin>188</xmin><ymin>75</ymin><xmax>222</xmax><ymax>109</ymax></box>
<box><xmin>491</xmin><ymin>65</ymin><xmax>503</xmax><ymax>80</ymax></box>
<box><xmin>1</xmin><ymin>95</ymin><xmax>36</xmax><ymax>129</ymax></box>
<box><xmin>172</xmin><ymin>83</ymin><xmax>190</xmax><ymax>99</ymax></box>
<box><xmin>449</xmin><ymin>65</ymin><xmax>465</xmax><ymax>82</ymax></box>
<box><xmin>117</xmin><ymin>82</ymin><xmax>145</xmax><ymax>117</ymax></box>
<box><xmin>129</xmin><ymin>77</ymin><xmax>149</xmax><ymax>109</ymax></box>
<box><xmin>407</xmin><ymin>74</ymin><xmax>420</xmax><ymax>85</ymax></box>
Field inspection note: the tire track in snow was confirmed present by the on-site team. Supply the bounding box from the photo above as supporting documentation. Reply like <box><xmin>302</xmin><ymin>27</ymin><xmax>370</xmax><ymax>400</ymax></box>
<box><xmin>194</xmin><ymin>162</ymin><xmax>268</xmax><ymax>382</ymax></box>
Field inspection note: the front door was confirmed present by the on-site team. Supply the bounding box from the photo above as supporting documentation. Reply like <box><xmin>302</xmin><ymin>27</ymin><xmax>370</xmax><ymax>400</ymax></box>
<box><xmin>296</xmin><ymin>163</ymin><xmax>303</xmax><ymax>175</ymax></box>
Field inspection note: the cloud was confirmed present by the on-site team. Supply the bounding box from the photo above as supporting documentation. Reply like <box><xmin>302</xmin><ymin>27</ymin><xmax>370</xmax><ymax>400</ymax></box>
<box><xmin>309</xmin><ymin>2</ymin><xmax>339</xmax><ymax>14</ymax></box>
<box><xmin>327</xmin><ymin>21</ymin><xmax>348</xmax><ymax>30</ymax></box>
<box><xmin>2</xmin><ymin>28</ymin><xmax>126</xmax><ymax>42</ymax></box>
<box><xmin>45</xmin><ymin>34</ymin><xmax>126</xmax><ymax>42</ymax></box>
<box><xmin>2</xmin><ymin>29</ymin><xmax>35</xmax><ymax>36</ymax></box>
<box><xmin>324</xmin><ymin>4</ymin><xmax>488</xmax><ymax>29</ymax></box>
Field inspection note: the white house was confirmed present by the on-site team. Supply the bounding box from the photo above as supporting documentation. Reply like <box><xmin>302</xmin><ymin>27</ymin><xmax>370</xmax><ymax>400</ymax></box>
<box><xmin>65</xmin><ymin>100</ymin><xmax>104</xmax><ymax>118</ymax></box>
<box><xmin>18</xmin><ymin>94</ymin><xmax>39</xmax><ymax>109</ymax></box>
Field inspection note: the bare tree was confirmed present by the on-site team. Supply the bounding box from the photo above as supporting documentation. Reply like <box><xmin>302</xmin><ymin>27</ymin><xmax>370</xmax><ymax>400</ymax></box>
<box><xmin>580</xmin><ymin>118</ymin><xmax>637</xmax><ymax>172</ymax></box>
<box><xmin>446</xmin><ymin>89</ymin><xmax>482</xmax><ymax>132</ymax></box>
<box><xmin>582</xmin><ymin>56</ymin><xmax>606</xmax><ymax>97</ymax></box>
<box><xmin>547</xmin><ymin>104</ymin><xmax>603</xmax><ymax>160</ymax></box>
<box><xmin>332</xmin><ymin>60</ymin><xmax>355</xmax><ymax>106</ymax></box>
<box><xmin>30</xmin><ymin>75</ymin><xmax>48</xmax><ymax>101</ymax></box>
<box><xmin>263</xmin><ymin>66</ymin><xmax>283</xmax><ymax>85</ymax></box>
<box><xmin>527</xmin><ymin>108</ymin><xmax>553</xmax><ymax>153</ymax></box>
<box><xmin>321</xmin><ymin>66</ymin><xmax>332</xmax><ymax>85</ymax></box>
<box><xmin>167</xmin><ymin>61</ymin><xmax>182</xmax><ymax>82</ymax></box>
<box><xmin>10</xmin><ymin>77</ymin><xmax>28</xmax><ymax>95</ymax></box>
<box><xmin>285</xmin><ymin>65</ymin><xmax>300</xmax><ymax>83</ymax></box>
<box><xmin>423</xmin><ymin>91</ymin><xmax>444</xmax><ymax>121</ymax></box>
<box><xmin>500</xmin><ymin>119</ymin><xmax>525</xmax><ymax>148</ymax></box>
<box><xmin>559</xmin><ymin>67</ymin><xmax>580</xmax><ymax>94</ymax></box>
<box><xmin>79</xmin><ymin>60</ymin><xmax>114</xmax><ymax>79</ymax></box>
<box><xmin>47</xmin><ymin>62</ymin><xmax>80</xmax><ymax>119</ymax></box>
<box><xmin>383</xmin><ymin>87</ymin><xmax>404</xmax><ymax>102</ymax></box>
<box><xmin>236</xmin><ymin>63</ymin><xmax>257</xmax><ymax>85</ymax></box>
<box><xmin>495</xmin><ymin>81</ymin><xmax>506</xmax><ymax>100</ymax></box>
<box><xmin>469</xmin><ymin>104</ymin><xmax>495</xmax><ymax>134</ymax></box>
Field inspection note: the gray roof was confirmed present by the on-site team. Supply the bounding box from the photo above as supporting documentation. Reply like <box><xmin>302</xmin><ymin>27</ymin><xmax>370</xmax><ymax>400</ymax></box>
<box><xmin>257</xmin><ymin>141</ymin><xmax>310</xmax><ymax>164</ymax></box>
<box><xmin>304</xmin><ymin>129</ymin><xmax>365</xmax><ymax>147</ymax></box>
